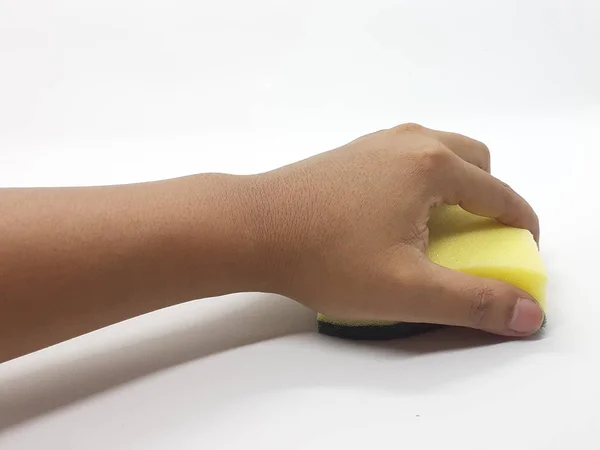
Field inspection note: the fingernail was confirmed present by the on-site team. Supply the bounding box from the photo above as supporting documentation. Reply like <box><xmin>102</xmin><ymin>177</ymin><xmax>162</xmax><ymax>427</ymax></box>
<box><xmin>509</xmin><ymin>298</ymin><xmax>544</xmax><ymax>333</ymax></box>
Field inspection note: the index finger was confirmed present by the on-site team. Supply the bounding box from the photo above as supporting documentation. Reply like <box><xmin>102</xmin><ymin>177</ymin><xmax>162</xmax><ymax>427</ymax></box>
<box><xmin>437</xmin><ymin>155</ymin><xmax>540</xmax><ymax>243</ymax></box>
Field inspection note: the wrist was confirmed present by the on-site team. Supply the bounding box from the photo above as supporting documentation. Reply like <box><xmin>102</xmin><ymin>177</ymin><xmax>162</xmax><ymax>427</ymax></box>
<box><xmin>227</xmin><ymin>173</ymin><xmax>298</xmax><ymax>295</ymax></box>
<box><xmin>156</xmin><ymin>173</ymin><xmax>297</xmax><ymax>298</ymax></box>
<box><xmin>235</xmin><ymin>172</ymin><xmax>308</xmax><ymax>297</ymax></box>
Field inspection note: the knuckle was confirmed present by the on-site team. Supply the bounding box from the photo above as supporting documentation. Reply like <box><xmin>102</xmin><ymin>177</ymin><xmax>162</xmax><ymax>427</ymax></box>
<box><xmin>480</xmin><ymin>142</ymin><xmax>491</xmax><ymax>158</ymax></box>
<box><xmin>500</xmin><ymin>182</ymin><xmax>516</xmax><ymax>218</ymax></box>
<box><xmin>417</xmin><ymin>142</ymin><xmax>453</xmax><ymax>173</ymax></box>
<box><xmin>478</xmin><ymin>142</ymin><xmax>491</xmax><ymax>170</ymax></box>
<box><xmin>395</xmin><ymin>122</ymin><xmax>424</xmax><ymax>134</ymax></box>
<box><xmin>469</xmin><ymin>138</ymin><xmax>491</xmax><ymax>158</ymax></box>
<box><xmin>467</xmin><ymin>285</ymin><xmax>495</xmax><ymax>327</ymax></box>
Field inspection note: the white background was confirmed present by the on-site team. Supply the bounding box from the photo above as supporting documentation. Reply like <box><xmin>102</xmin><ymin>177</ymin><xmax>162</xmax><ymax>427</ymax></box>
<box><xmin>0</xmin><ymin>1</ymin><xmax>598</xmax><ymax>449</ymax></box>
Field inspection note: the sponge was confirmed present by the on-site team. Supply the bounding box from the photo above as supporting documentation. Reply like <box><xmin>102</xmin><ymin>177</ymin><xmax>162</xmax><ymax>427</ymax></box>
<box><xmin>317</xmin><ymin>205</ymin><xmax>547</xmax><ymax>340</ymax></box>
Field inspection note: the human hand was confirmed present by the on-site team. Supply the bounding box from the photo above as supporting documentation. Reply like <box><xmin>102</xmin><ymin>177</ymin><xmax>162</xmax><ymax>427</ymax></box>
<box><xmin>0</xmin><ymin>122</ymin><xmax>544</xmax><ymax>362</ymax></box>
<box><xmin>254</xmin><ymin>123</ymin><xmax>543</xmax><ymax>336</ymax></box>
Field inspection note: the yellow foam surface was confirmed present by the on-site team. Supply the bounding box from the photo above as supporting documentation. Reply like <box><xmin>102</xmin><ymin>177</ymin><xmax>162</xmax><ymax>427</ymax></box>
<box><xmin>318</xmin><ymin>205</ymin><xmax>547</xmax><ymax>326</ymax></box>
<box><xmin>428</xmin><ymin>205</ymin><xmax>546</xmax><ymax>306</ymax></box>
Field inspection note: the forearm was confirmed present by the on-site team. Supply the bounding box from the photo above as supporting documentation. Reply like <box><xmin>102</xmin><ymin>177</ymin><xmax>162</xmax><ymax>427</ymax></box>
<box><xmin>0</xmin><ymin>174</ymin><xmax>271</xmax><ymax>362</ymax></box>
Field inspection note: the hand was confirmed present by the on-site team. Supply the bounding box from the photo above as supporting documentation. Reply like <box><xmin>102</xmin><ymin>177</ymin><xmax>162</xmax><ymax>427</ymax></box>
<box><xmin>255</xmin><ymin>123</ymin><xmax>543</xmax><ymax>336</ymax></box>
<box><xmin>0</xmin><ymin>123</ymin><xmax>544</xmax><ymax>362</ymax></box>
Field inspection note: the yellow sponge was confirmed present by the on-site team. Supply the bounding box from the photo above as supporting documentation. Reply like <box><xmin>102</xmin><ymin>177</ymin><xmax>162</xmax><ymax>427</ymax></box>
<box><xmin>317</xmin><ymin>205</ymin><xmax>547</xmax><ymax>339</ymax></box>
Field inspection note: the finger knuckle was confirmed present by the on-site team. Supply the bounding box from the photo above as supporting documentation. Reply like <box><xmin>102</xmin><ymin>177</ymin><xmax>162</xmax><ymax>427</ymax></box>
<box><xmin>418</xmin><ymin>142</ymin><xmax>453</xmax><ymax>173</ymax></box>
<box><xmin>478</xmin><ymin>142</ymin><xmax>491</xmax><ymax>169</ymax></box>
<box><xmin>468</xmin><ymin>285</ymin><xmax>495</xmax><ymax>327</ymax></box>
<box><xmin>395</xmin><ymin>122</ymin><xmax>424</xmax><ymax>134</ymax></box>
<box><xmin>480</xmin><ymin>142</ymin><xmax>491</xmax><ymax>158</ymax></box>
<box><xmin>500</xmin><ymin>182</ymin><xmax>516</xmax><ymax>219</ymax></box>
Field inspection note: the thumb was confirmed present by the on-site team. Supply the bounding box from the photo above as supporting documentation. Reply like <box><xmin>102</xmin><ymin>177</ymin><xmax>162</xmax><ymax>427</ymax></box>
<box><xmin>409</xmin><ymin>264</ymin><xmax>545</xmax><ymax>336</ymax></box>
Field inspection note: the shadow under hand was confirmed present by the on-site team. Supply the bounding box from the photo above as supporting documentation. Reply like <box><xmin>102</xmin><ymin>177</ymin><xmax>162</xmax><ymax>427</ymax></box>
<box><xmin>0</xmin><ymin>293</ymin><xmax>316</xmax><ymax>431</ymax></box>
<box><xmin>171</xmin><ymin>325</ymin><xmax>533</xmax><ymax>416</ymax></box>
<box><xmin>352</xmin><ymin>325</ymin><xmax>508</xmax><ymax>355</ymax></box>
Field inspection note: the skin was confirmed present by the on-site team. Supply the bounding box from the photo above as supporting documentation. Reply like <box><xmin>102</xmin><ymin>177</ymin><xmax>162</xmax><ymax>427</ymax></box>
<box><xmin>0</xmin><ymin>123</ymin><xmax>544</xmax><ymax>363</ymax></box>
